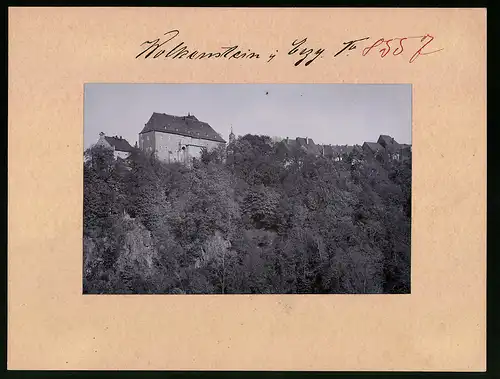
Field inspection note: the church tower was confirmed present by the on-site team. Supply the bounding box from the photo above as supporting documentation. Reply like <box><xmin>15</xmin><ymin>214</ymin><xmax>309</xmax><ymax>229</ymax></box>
<box><xmin>229</xmin><ymin>125</ymin><xmax>235</xmax><ymax>144</ymax></box>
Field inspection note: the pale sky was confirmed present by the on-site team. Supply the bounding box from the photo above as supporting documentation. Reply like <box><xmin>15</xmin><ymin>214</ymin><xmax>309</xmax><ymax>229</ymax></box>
<box><xmin>84</xmin><ymin>84</ymin><xmax>411</xmax><ymax>150</ymax></box>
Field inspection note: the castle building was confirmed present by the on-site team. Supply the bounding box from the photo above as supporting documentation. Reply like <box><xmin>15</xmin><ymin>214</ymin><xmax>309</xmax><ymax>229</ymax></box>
<box><xmin>95</xmin><ymin>132</ymin><xmax>135</xmax><ymax>160</ymax></box>
<box><xmin>139</xmin><ymin>112</ymin><xmax>226</xmax><ymax>164</ymax></box>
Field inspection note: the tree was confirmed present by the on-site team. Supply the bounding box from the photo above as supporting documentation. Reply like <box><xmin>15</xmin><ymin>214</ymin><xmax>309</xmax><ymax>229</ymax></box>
<box><xmin>83</xmin><ymin>145</ymin><xmax>124</xmax><ymax>237</ymax></box>
<box><xmin>83</xmin><ymin>133</ymin><xmax>412</xmax><ymax>294</ymax></box>
<box><xmin>198</xmin><ymin>231</ymin><xmax>234</xmax><ymax>293</ymax></box>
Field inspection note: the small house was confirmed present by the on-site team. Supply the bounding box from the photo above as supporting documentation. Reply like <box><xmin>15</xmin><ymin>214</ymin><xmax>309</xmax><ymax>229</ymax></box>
<box><xmin>377</xmin><ymin>135</ymin><xmax>402</xmax><ymax>161</ymax></box>
<box><xmin>95</xmin><ymin>133</ymin><xmax>135</xmax><ymax>160</ymax></box>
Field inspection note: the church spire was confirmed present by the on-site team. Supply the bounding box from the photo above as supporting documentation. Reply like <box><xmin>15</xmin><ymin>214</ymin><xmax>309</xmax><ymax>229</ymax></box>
<box><xmin>229</xmin><ymin>125</ymin><xmax>235</xmax><ymax>144</ymax></box>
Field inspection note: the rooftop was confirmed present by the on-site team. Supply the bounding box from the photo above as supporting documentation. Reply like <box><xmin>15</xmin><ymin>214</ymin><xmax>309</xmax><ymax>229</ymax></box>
<box><xmin>104</xmin><ymin>135</ymin><xmax>135</xmax><ymax>152</ymax></box>
<box><xmin>140</xmin><ymin>112</ymin><xmax>226</xmax><ymax>143</ymax></box>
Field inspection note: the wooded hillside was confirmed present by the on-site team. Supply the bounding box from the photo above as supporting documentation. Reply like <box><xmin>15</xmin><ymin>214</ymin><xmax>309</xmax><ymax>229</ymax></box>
<box><xmin>83</xmin><ymin>134</ymin><xmax>411</xmax><ymax>294</ymax></box>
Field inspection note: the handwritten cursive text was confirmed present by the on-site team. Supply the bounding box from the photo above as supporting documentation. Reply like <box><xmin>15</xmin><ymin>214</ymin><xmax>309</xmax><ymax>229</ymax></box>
<box><xmin>288</xmin><ymin>38</ymin><xmax>325</xmax><ymax>66</ymax></box>
<box><xmin>134</xmin><ymin>29</ymin><xmax>443</xmax><ymax>67</ymax></box>
<box><xmin>136</xmin><ymin>30</ymin><xmax>261</xmax><ymax>61</ymax></box>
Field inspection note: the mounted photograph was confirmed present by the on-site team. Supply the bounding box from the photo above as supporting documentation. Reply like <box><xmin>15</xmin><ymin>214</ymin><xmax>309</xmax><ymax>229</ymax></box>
<box><xmin>83</xmin><ymin>83</ymin><xmax>412</xmax><ymax>295</ymax></box>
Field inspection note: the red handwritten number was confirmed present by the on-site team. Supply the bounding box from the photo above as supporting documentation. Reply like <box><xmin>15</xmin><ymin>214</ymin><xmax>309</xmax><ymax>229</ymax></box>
<box><xmin>409</xmin><ymin>34</ymin><xmax>442</xmax><ymax>63</ymax></box>
<box><xmin>362</xmin><ymin>34</ymin><xmax>442</xmax><ymax>62</ymax></box>
<box><xmin>392</xmin><ymin>37</ymin><xmax>407</xmax><ymax>56</ymax></box>
<box><xmin>363</xmin><ymin>38</ymin><xmax>394</xmax><ymax>58</ymax></box>
<box><xmin>362</xmin><ymin>38</ymin><xmax>384</xmax><ymax>56</ymax></box>
<box><xmin>379</xmin><ymin>39</ymin><xmax>393</xmax><ymax>57</ymax></box>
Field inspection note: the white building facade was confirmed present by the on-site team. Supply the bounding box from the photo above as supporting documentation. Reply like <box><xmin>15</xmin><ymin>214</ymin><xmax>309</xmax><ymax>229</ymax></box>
<box><xmin>95</xmin><ymin>133</ymin><xmax>135</xmax><ymax>160</ymax></box>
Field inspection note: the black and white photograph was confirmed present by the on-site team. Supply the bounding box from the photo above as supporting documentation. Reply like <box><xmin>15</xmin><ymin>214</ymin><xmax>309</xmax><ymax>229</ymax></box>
<box><xmin>83</xmin><ymin>84</ymin><xmax>412</xmax><ymax>295</ymax></box>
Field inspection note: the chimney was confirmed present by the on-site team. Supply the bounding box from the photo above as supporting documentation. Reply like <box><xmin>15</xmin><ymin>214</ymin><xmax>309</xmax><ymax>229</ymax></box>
<box><xmin>286</xmin><ymin>137</ymin><xmax>289</xmax><ymax>143</ymax></box>
<box><xmin>306</xmin><ymin>137</ymin><xmax>309</xmax><ymax>145</ymax></box>
<box><xmin>99</xmin><ymin>132</ymin><xmax>105</xmax><ymax>137</ymax></box>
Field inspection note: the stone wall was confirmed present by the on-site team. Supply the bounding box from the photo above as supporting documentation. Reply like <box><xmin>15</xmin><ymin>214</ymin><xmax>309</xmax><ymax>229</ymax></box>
<box><xmin>139</xmin><ymin>131</ymin><xmax>156</xmax><ymax>155</ymax></box>
<box><xmin>140</xmin><ymin>131</ymin><xmax>224</xmax><ymax>163</ymax></box>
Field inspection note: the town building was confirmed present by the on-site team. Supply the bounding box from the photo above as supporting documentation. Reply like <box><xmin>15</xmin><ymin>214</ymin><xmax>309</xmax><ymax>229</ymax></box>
<box><xmin>94</xmin><ymin>116</ymin><xmax>410</xmax><ymax>168</ymax></box>
<box><xmin>281</xmin><ymin>137</ymin><xmax>323</xmax><ymax>156</ymax></box>
<box><xmin>281</xmin><ymin>137</ymin><xmax>364</xmax><ymax>162</ymax></box>
<box><xmin>362</xmin><ymin>141</ymin><xmax>386</xmax><ymax>159</ymax></box>
<box><xmin>280</xmin><ymin>134</ymin><xmax>410</xmax><ymax>164</ymax></box>
<box><xmin>139</xmin><ymin>112</ymin><xmax>226</xmax><ymax>164</ymax></box>
<box><xmin>95</xmin><ymin>132</ymin><xmax>135</xmax><ymax>160</ymax></box>
<box><xmin>400</xmin><ymin>144</ymin><xmax>412</xmax><ymax>162</ymax></box>
<box><xmin>323</xmin><ymin>144</ymin><xmax>363</xmax><ymax>162</ymax></box>
<box><xmin>377</xmin><ymin>135</ymin><xmax>401</xmax><ymax>161</ymax></box>
<box><xmin>363</xmin><ymin>136</ymin><xmax>412</xmax><ymax>163</ymax></box>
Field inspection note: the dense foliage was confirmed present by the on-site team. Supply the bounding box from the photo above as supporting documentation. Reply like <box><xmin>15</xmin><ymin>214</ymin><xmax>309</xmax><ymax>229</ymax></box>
<box><xmin>83</xmin><ymin>135</ymin><xmax>411</xmax><ymax>294</ymax></box>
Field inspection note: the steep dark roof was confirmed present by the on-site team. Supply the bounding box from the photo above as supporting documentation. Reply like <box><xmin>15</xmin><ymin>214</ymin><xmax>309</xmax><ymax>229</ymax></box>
<box><xmin>140</xmin><ymin>112</ymin><xmax>226</xmax><ymax>143</ymax></box>
<box><xmin>363</xmin><ymin>142</ymin><xmax>385</xmax><ymax>153</ymax></box>
<box><xmin>378</xmin><ymin>135</ymin><xmax>394</xmax><ymax>145</ymax></box>
<box><xmin>291</xmin><ymin>137</ymin><xmax>323</xmax><ymax>155</ymax></box>
<box><xmin>306</xmin><ymin>138</ymin><xmax>322</xmax><ymax>155</ymax></box>
<box><xmin>104</xmin><ymin>136</ymin><xmax>134</xmax><ymax>152</ymax></box>
<box><xmin>281</xmin><ymin>138</ymin><xmax>298</xmax><ymax>150</ymax></box>
<box><xmin>377</xmin><ymin>135</ymin><xmax>400</xmax><ymax>152</ymax></box>
<box><xmin>307</xmin><ymin>144</ymin><xmax>322</xmax><ymax>156</ymax></box>
<box><xmin>296</xmin><ymin>137</ymin><xmax>307</xmax><ymax>147</ymax></box>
